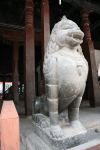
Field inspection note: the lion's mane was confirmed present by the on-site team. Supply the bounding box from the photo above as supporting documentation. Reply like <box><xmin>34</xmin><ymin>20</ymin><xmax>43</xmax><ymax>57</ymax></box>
<box><xmin>43</xmin><ymin>16</ymin><xmax>84</xmax><ymax>74</ymax></box>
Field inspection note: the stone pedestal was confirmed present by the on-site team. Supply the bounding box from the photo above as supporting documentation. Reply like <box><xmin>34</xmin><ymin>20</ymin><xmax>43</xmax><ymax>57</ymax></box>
<box><xmin>32</xmin><ymin>114</ymin><xmax>87</xmax><ymax>150</ymax></box>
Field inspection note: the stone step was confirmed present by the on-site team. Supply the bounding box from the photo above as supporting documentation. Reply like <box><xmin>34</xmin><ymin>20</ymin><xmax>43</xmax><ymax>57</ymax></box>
<box><xmin>20</xmin><ymin>131</ymin><xmax>100</xmax><ymax>150</ymax></box>
<box><xmin>20</xmin><ymin>137</ymin><xmax>100</xmax><ymax>150</ymax></box>
<box><xmin>20</xmin><ymin>142</ymin><xmax>26</xmax><ymax>150</ymax></box>
<box><xmin>68</xmin><ymin>139</ymin><xmax>100</xmax><ymax>150</ymax></box>
<box><xmin>20</xmin><ymin>132</ymin><xmax>52</xmax><ymax>150</ymax></box>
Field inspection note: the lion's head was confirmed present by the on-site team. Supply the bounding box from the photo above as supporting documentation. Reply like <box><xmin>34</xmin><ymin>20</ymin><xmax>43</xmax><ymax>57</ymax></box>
<box><xmin>43</xmin><ymin>16</ymin><xmax>84</xmax><ymax>73</ymax></box>
<box><xmin>44</xmin><ymin>16</ymin><xmax>84</xmax><ymax>59</ymax></box>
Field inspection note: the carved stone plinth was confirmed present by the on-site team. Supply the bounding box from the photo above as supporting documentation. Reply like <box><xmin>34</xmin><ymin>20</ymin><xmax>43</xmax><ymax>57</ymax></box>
<box><xmin>32</xmin><ymin>113</ymin><xmax>87</xmax><ymax>150</ymax></box>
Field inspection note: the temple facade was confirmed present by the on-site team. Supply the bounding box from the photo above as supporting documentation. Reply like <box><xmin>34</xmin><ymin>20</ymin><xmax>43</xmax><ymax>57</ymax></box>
<box><xmin>0</xmin><ymin>0</ymin><xmax>100</xmax><ymax>116</ymax></box>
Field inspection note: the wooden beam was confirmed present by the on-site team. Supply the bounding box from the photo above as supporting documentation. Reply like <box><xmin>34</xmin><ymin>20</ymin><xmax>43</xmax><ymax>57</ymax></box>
<box><xmin>90</xmin><ymin>20</ymin><xmax>100</xmax><ymax>31</ymax></box>
<box><xmin>0</xmin><ymin>28</ymin><xmax>41</xmax><ymax>45</ymax></box>
<box><xmin>63</xmin><ymin>0</ymin><xmax>100</xmax><ymax>14</ymax></box>
<box><xmin>65</xmin><ymin>6</ymin><xmax>76</xmax><ymax>18</ymax></box>
<box><xmin>0</xmin><ymin>28</ymin><xmax>24</xmax><ymax>42</ymax></box>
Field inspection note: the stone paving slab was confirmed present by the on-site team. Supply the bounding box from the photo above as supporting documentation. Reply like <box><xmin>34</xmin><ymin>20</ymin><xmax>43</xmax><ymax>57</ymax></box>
<box><xmin>19</xmin><ymin>116</ymin><xmax>100</xmax><ymax>150</ymax></box>
<box><xmin>1</xmin><ymin>100</ymin><xmax>100</xmax><ymax>150</ymax></box>
<box><xmin>68</xmin><ymin>139</ymin><xmax>100</xmax><ymax>150</ymax></box>
<box><xmin>86</xmin><ymin>144</ymin><xmax>100</xmax><ymax>150</ymax></box>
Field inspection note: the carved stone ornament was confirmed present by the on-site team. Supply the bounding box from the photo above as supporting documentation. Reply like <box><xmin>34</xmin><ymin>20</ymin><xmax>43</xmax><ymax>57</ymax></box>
<box><xmin>32</xmin><ymin>16</ymin><xmax>88</xmax><ymax>140</ymax></box>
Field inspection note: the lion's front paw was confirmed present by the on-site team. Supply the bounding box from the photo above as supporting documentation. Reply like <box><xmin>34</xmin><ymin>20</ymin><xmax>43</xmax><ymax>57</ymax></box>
<box><xmin>70</xmin><ymin>120</ymin><xmax>84</xmax><ymax>129</ymax></box>
<box><xmin>50</xmin><ymin>125</ymin><xmax>64</xmax><ymax>139</ymax></box>
<box><xmin>70</xmin><ymin>120</ymin><xmax>87</xmax><ymax>132</ymax></box>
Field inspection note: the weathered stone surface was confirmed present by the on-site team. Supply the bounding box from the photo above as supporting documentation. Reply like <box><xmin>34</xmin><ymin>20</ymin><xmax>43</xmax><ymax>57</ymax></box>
<box><xmin>32</xmin><ymin>16</ymin><xmax>88</xmax><ymax>141</ymax></box>
<box><xmin>32</xmin><ymin>114</ymin><xmax>87</xmax><ymax>150</ymax></box>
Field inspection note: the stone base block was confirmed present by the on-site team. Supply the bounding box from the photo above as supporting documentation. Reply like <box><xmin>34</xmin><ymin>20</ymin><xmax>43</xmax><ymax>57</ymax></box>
<box><xmin>32</xmin><ymin>114</ymin><xmax>87</xmax><ymax>150</ymax></box>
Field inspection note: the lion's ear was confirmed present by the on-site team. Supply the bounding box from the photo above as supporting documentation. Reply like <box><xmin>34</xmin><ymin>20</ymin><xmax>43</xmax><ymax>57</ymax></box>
<box><xmin>61</xmin><ymin>15</ymin><xmax>68</xmax><ymax>21</ymax></box>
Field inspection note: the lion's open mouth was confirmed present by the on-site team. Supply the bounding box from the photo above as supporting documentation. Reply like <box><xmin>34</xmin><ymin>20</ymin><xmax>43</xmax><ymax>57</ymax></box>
<box><xmin>73</xmin><ymin>34</ymin><xmax>83</xmax><ymax>40</ymax></box>
<box><xmin>68</xmin><ymin>31</ymin><xmax>84</xmax><ymax>42</ymax></box>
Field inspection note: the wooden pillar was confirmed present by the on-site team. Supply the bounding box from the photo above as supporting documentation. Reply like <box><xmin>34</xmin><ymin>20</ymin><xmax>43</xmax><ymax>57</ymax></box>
<box><xmin>24</xmin><ymin>0</ymin><xmax>35</xmax><ymax>116</ymax></box>
<box><xmin>12</xmin><ymin>41</ymin><xmax>19</xmax><ymax>104</ymax></box>
<box><xmin>20</xmin><ymin>74</ymin><xmax>22</xmax><ymax>96</ymax></box>
<box><xmin>37</xmin><ymin>65</ymin><xmax>43</xmax><ymax>96</ymax></box>
<box><xmin>41</xmin><ymin>0</ymin><xmax>50</xmax><ymax>94</ymax></box>
<box><xmin>3</xmin><ymin>74</ymin><xmax>5</xmax><ymax>99</ymax></box>
<box><xmin>81</xmin><ymin>8</ymin><xmax>100</xmax><ymax>107</ymax></box>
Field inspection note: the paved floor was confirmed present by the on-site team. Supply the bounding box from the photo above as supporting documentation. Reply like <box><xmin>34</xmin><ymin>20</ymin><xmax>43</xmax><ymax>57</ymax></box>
<box><xmin>19</xmin><ymin>111</ymin><xmax>100</xmax><ymax>150</ymax></box>
<box><xmin>69</xmin><ymin>139</ymin><xmax>100</xmax><ymax>150</ymax></box>
<box><xmin>64</xmin><ymin>105</ymin><xmax>100</xmax><ymax>130</ymax></box>
<box><xmin>1</xmin><ymin>100</ymin><xmax>100</xmax><ymax>133</ymax></box>
<box><xmin>1</xmin><ymin>100</ymin><xmax>100</xmax><ymax>149</ymax></box>
<box><xmin>17</xmin><ymin>100</ymin><xmax>100</xmax><ymax>149</ymax></box>
<box><xmin>14</xmin><ymin>100</ymin><xmax>100</xmax><ymax>130</ymax></box>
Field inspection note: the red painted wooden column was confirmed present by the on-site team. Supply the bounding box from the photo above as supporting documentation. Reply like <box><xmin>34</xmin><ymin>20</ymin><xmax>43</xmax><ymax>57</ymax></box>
<box><xmin>81</xmin><ymin>8</ymin><xmax>100</xmax><ymax>107</ymax></box>
<box><xmin>12</xmin><ymin>41</ymin><xmax>19</xmax><ymax>104</ymax></box>
<box><xmin>3</xmin><ymin>74</ymin><xmax>5</xmax><ymax>99</ymax></box>
<box><xmin>24</xmin><ymin>0</ymin><xmax>35</xmax><ymax>115</ymax></box>
<box><xmin>41</xmin><ymin>0</ymin><xmax>50</xmax><ymax>94</ymax></box>
<box><xmin>0</xmin><ymin>114</ymin><xmax>1</xmax><ymax>140</ymax></box>
<box><xmin>1</xmin><ymin>101</ymin><xmax>20</xmax><ymax>150</ymax></box>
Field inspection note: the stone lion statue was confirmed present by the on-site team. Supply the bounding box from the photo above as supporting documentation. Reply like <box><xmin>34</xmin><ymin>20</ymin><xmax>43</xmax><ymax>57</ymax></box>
<box><xmin>32</xmin><ymin>16</ymin><xmax>88</xmax><ymax>139</ymax></box>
